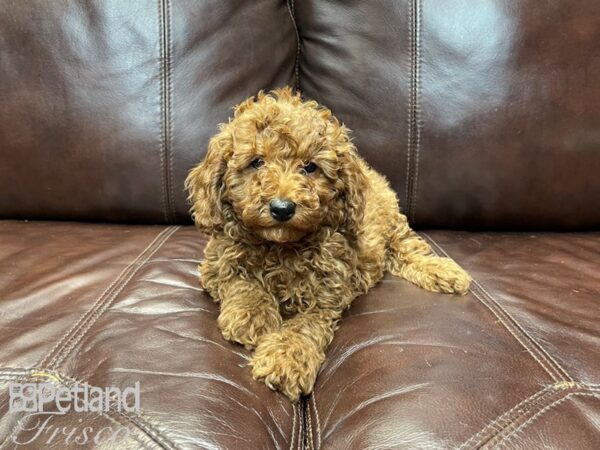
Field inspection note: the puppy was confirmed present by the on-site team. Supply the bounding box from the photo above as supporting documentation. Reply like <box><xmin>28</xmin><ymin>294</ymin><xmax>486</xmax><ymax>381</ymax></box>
<box><xmin>186</xmin><ymin>88</ymin><xmax>471</xmax><ymax>401</ymax></box>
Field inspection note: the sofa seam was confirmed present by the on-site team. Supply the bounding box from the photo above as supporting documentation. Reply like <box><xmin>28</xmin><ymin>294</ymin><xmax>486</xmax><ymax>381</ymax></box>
<box><xmin>288</xmin><ymin>401</ymin><xmax>297</xmax><ymax>450</ymax></box>
<box><xmin>311</xmin><ymin>394</ymin><xmax>322</xmax><ymax>450</ymax></box>
<box><xmin>50</xmin><ymin>226</ymin><xmax>180</xmax><ymax>369</ymax></box>
<box><xmin>286</xmin><ymin>0</ymin><xmax>301</xmax><ymax>92</ymax></box>
<box><xmin>306</xmin><ymin>397</ymin><xmax>314</xmax><ymax>450</ymax></box>
<box><xmin>38</xmin><ymin>226</ymin><xmax>175</xmax><ymax>368</ymax></box>
<box><xmin>469</xmin><ymin>286</ymin><xmax>561</xmax><ymax>382</ymax></box>
<box><xmin>461</xmin><ymin>385</ymin><xmax>600</xmax><ymax>449</ymax></box>
<box><xmin>410</xmin><ymin>0</ymin><xmax>423</xmax><ymax>223</ymax></box>
<box><xmin>494</xmin><ymin>391</ymin><xmax>600</xmax><ymax>450</ymax></box>
<box><xmin>158</xmin><ymin>0</ymin><xmax>175</xmax><ymax>224</ymax></box>
<box><xmin>476</xmin><ymin>280</ymin><xmax>574</xmax><ymax>382</ymax></box>
<box><xmin>404</xmin><ymin>0</ymin><xmax>414</xmax><ymax>215</ymax></box>
<box><xmin>458</xmin><ymin>386</ymin><xmax>555</xmax><ymax>449</ymax></box>
<box><xmin>166</xmin><ymin>0</ymin><xmax>175</xmax><ymax>223</ymax></box>
<box><xmin>420</xmin><ymin>233</ymin><xmax>574</xmax><ymax>384</ymax></box>
<box><xmin>297</xmin><ymin>400</ymin><xmax>304</xmax><ymax>450</ymax></box>
<box><xmin>157</xmin><ymin>0</ymin><xmax>169</xmax><ymax>223</ymax></box>
<box><xmin>39</xmin><ymin>226</ymin><xmax>179</xmax><ymax>370</ymax></box>
<box><xmin>404</xmin><ymin>0</ymin><xmax>422</xmax><ymax>223</ymax></box>
<box><xmin>99</xmin><ymin>411</ymin><xmax>165</xmax><ymax>450</ymax></box>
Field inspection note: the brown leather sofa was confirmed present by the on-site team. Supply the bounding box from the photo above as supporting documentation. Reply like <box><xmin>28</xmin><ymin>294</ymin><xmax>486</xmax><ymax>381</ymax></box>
<box><xmin>1</xmin><ymin>1</ymin><xmax>598</xmax><ymax>449</ymax></box>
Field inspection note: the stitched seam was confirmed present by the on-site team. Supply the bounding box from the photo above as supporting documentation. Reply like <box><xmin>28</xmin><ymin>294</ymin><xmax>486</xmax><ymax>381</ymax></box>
<box><xmin>311</xmin><ymin>394</ymin><xmax>322</xmax><ymax>450</ymax></box>
<box><xmin>410</xmin><ymin>0</ymin><xmax>422</xmax><ymax>223</ymax></box>
<box><xmin>289</xmin><ymin>401</ymin><xmax>297</xmax><ymax>450</ymax></box>
<box><xmin>476</xmin><ymin>281</ymin><xmax>574</xmax><ymax>382</ymax></box>
<box><xmin>157</xmin><ymin>0</ymin><xmax>169</xmax><ymax>223</ymax></box>
<box><xmin>165</xmin><ymin>0</ymin><xmax>175</xmax><ymax>223</ymax></box>
<box><xmin>405</xmin><ymin>0</ymin><xmax>422</xmax><ymax>221</ymax></box>
<box><xmin>463</xmin><ymin>385</ymin><xmax>600</xmax><ymax>449</ymax></box>
<box><xmin>459</xmin><ymin>386</ymin><xmax>555</xmax><ymax>449</ymax></box>
<box><xmin>404</xmin><ymin>0</ymin><xmax>414</xmax><ymax>214</ymax></box>
<box><xmin>114</xmin><ymin>410</ymin><xmax>177</xmax><ymax>450</ymax></box>
<box><xmin>0</xmin><ymin>369</ymin><xmax>30</xmax><ymax>378</ymax></box>
<box><xmin>298</xmin><ymin>402</ymin><xmax>303</xmax><ymax>450</ymax></box>
<box><xmin>286</xmin><ymin>0</ymin><xmax>301</xmax><ymax>92</ymax></box>
<box><xmin>51</xmin><ymin>226</ymin><xmax>179</xmax><ymax>369</ymax></box>
<box><xmin>306</xmin><ymin>397</ymin><xmax>314</xmax><ymax>450</ymax></box>
<box><xmin>39</xmin><ymin>226</ymin><xmax>176</xmax><ymax>368</ymax></box>
<box><xmin>421</xmin><ymin>233</ymin><xmax>574</xmax><ymax>382</ymax></box>
<box><xmin>420</xmin><ymin>233</ymin><xmax>570</xmax><ymax>383</ymax></box>
<box><xmin>494</xmin><ymin>392</ymin><xmax>600</xmax><ymax>450</ymax></box>
<box><xmin>470</xmin><ymin>286</ymin><xmax>560</xmax><ymax>382</ymax></box>
<box><xmin>42</xmin><ymin>226</ymin><xmax>179</xmax><ymax>370</ymax></box>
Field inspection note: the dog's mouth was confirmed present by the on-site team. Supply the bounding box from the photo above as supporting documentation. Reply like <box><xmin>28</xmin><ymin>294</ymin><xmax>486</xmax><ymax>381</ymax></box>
<box><xmin>239</xmin><ymin>203</ymin><xmax>321</xmax><ymax>243</ymax></box>
<box><xmin>253</xmin><ymin>225</ymin><xmax>309</xmax><ymax>243</ymax></box>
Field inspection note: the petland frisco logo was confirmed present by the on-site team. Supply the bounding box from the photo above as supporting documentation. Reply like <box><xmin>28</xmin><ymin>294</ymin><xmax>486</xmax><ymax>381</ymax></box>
<box><xmin>8</xmin><ymin>382</ymin><xmax>140</xmax><ymax>446</ymax></box>
<box><xmin>9</xmin><ymin>382</ymin><xmax>140</xmax><ymax>413</ymax></box>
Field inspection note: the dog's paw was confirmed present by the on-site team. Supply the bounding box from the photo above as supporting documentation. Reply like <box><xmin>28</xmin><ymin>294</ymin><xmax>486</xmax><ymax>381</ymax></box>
<box><xmin>218</xmin><ymin>300</ymin><xmax>282</xmax><ymax>350</ymax></box>
<box><xmin>404</xmin><ymin>256</ymin><xmax>471</xmax><ymax>295</ymax></box>
<box><xmin>428</xmin><ymin>256</ymin><xmax>471</xmax><ymax>295</ymax></box>
<box><xmin>250</xmin><ymin>329</ymin><xmax>324</xmax><ymax>402</ymax></box>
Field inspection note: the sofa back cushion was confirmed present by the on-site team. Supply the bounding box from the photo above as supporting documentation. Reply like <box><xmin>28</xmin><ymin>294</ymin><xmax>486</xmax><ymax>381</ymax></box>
<box><xmin>296</xmin><ymin>0</ymin><xmax>600</xmax><ymax>229</ymax></box>
<box><xmin>1</xmin><ymin>0</ymin><xmax>599</xmax><ymax>229</ymax></box>
<box><xmin>0</xmin><ymin>0</ymin><xmax>296</xmax><ymax>223</ymax></box>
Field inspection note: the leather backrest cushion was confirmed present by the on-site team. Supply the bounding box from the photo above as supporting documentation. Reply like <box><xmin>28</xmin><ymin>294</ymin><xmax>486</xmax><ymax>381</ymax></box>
<box><xmin>0</xmin><ymin>0</ymin><xmax>296</xmax><ymax>223</ymax></box>
<box><xmin>2</xmin><ymin>1</ymin><xmax>599</xmax><ymax>229</ymax></box>
<box><xmin>296</xmin><ymin>0</ymin><xmax>600</xmax><ymax>229</ymax></box>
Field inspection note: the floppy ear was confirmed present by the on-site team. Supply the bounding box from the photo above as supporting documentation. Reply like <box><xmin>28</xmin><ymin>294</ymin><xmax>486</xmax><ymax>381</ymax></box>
<box><xmin>334</xmin><ymin>128</ymin><xmax>369</xmax><ymax>240</ymax></box>
<box><xmin>185</xmin><ymin>128</ymin><xmax>232</xmax><ymax>235</ymax></box>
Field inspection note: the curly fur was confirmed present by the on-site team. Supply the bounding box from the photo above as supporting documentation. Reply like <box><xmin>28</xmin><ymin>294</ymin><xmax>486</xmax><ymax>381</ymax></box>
<box><xmin>186</xmin><ymin>87</ymin><xmax>471</xmax><ymax>401</ymax></box>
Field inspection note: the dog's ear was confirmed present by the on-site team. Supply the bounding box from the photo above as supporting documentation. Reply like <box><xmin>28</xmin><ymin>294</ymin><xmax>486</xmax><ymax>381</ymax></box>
<box><xmin>333</xmin><ymin>125</ymin><xmax>369</xmax><ymax>240</ymax></box>
<box><xmin>185</xmin><ymin>127</ymin><xmax>232</xmax><ymax>235</ymax></box>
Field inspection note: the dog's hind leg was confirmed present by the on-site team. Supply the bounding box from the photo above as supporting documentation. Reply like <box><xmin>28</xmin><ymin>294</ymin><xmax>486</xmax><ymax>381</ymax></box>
<box><xmin>385</xmin><ymin>213</ymin><xmax>471</xmax><ymax>295</ymax></box>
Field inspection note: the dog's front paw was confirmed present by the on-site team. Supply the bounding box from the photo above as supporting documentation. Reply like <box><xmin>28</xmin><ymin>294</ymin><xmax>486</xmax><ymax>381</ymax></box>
<box><xmin>250</xmin><ymin>329</ymin><xmax>324</xmax><ymax>402</ymax></box>
<box><xmin>431</xmin><ymin>257</ymin><xmax>471</xmax><ymax>294</ymax></box>
<box><xmin>404</xmin><ymin>256</ymin><xmax>471</xmax><ymax>295</ymax></box>
<box><xmin>218</xmin><ymin>299</ymin><xmax>282</xmax><ymax>350</ymax></box>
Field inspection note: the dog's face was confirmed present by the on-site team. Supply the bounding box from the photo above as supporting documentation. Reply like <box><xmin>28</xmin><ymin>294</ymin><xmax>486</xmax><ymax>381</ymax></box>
<box><xmin>186</xmin><ymin>88</ymin><xmax>367</xmax><ymax>244</ymax></box>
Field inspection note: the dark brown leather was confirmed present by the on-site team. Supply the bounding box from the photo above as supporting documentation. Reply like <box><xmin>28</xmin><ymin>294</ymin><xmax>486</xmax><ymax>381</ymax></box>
<box><xmin>2</xmin><ymin>1</ymin><xmax>598</xmax><ymax>229</ymax></box>
<box><xmin>305</xmin><ymin>230</ymin><xmax>600</xmax><ymax>450</ymax></box>
<box><xmin>0</xmin><ymin>221</ymin><xmax>298</xmax><ymax>449</ymax></box>
<box><xmin>1</xmin><ymin>1</ymin><xmax>599</xmax><ymax>448</ymax></box>
<box><xmin>1</xmin><ymin>222</ymin><xmax>598</xmax><ymax>448</ymax></box>
<box><xmin>296</xmin><ymin>0</ymin><xmax>600</xmax><ymax>229</ymax></box>
<box><xmin>0</xmin><ymin>1</ymin><xmax>296</xmax><ymax>223</ymax></box>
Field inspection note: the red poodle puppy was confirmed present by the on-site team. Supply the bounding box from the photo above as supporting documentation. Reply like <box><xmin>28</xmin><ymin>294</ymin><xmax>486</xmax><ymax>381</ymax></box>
<box><xmin>186</xmin><ymin>88</ymin><xmax>471</xmax><ymax>401</ymax></box>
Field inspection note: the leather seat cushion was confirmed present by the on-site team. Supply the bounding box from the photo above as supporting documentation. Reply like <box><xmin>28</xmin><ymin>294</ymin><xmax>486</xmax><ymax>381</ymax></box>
<box><xmin>0</xmin><ymin>221</ymin><xmax>598</xmax><ymax>448</ymax></box>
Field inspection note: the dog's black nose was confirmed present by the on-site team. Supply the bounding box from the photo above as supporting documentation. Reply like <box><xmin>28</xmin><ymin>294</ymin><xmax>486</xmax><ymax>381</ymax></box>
<box><xmin>269</xmin><ymin>198</ymin><xmax>296</xmax><ymax>222</ymax></box>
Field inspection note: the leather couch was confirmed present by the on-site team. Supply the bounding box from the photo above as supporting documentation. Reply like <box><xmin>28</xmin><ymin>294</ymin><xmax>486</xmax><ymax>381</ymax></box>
<box><xmin>1</xmin><ymin>1</ymin><xmax>598</xmax><ymax>449</ymax></box>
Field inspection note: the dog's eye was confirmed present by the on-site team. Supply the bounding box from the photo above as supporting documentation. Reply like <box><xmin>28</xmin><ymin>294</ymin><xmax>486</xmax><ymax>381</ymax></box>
<box><xmin>302</xmin><ymin>162</ymin><xmax>318</xmax><ymax>174</ymax></box>
<box><xmin>250</xmin><ymin>158</ymin><xmax>264</xmax><ymax>169</ymax></box>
